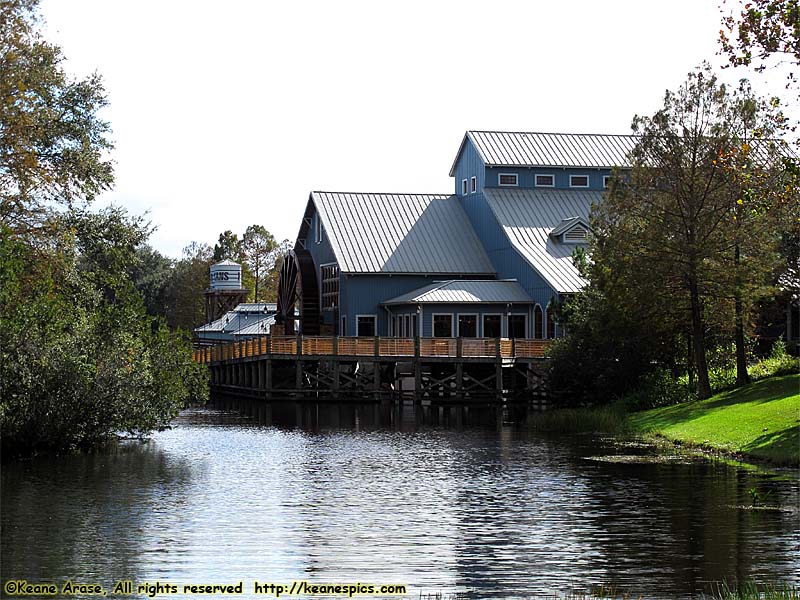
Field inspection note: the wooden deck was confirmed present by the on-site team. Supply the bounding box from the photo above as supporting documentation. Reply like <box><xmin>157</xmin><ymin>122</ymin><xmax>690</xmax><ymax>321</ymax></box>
<box><xmin>193</xmin><ymin>335</ymin><xmax>551</xmax><ymax>364</ymax></box>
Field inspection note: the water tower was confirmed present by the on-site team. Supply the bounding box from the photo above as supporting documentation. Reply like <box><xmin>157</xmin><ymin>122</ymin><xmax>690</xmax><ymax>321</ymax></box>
<box><xmin>204</xmin><ymin>259</ymin><xmax>249</xmax><ymax>322</ymax></box>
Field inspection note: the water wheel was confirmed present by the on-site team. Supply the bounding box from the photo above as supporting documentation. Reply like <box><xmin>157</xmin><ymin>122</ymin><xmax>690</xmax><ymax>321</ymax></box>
<box><xmin>276</xmin><ymin>249</ymin><xmax>320</xmax><ymax>335</ymax></box>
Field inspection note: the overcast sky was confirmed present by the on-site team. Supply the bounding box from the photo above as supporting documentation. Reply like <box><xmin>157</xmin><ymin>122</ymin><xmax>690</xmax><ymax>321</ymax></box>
<box><xmin>38</xmin><ymin>0</ymin><xmax>784</xmax><ymax>258</ymax></box>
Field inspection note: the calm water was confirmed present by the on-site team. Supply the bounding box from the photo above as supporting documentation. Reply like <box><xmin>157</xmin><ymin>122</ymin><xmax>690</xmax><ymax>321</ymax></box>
<box><xmin>2</xmin><ymin>400</ymin><xmax>799</xmax><ymax>599</ymax></box>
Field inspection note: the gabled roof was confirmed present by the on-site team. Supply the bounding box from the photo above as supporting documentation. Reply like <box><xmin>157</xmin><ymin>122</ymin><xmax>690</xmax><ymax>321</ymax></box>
<box><xmin>550</xmin><ymin>216</ymin><xmax>590</xmax><ymax>238</ymax></box>
<box><xmin>382</xmin><ymin>279</ymin><xmax>533</xmax><ymax>305</ymax></box>
<box><xmin>483</xmin><ymin>188</ymin><xmax>601</xmax><ymax>294</ymax></box>
<box><xmin>305</xmin><ymin>192</ymin><xmax>495</xmax><ymax>275</ymax></box>
<box><xmin>449</xmin><ymin>131</ymin><xmax>637</xmax><ymax>175</ymax></box>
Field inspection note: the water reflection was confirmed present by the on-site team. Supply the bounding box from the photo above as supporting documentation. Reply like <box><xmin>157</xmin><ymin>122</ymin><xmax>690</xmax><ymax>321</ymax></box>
<box><xmin>2</xmin><ymin>400</ymin><xmax>798</xmax><ymax>600</ymax></box>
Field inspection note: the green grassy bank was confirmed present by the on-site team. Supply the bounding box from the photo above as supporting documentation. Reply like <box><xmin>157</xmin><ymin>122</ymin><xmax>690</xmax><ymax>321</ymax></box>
<box><xmin>626</xmin><ymin>374</ymin><xmax>800</xmax><ymax>465</ymax></box>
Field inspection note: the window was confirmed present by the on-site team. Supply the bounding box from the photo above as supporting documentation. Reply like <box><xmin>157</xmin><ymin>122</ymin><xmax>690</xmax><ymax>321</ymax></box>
<box><xmin>546</xmin><ymin>306</ymin><xmax>556</xmax><ymax>339</ymax></box>
<box><xmin>462</xmin><ymin>179</ymin><xmax>468</xmax><ymax>195</ymax></box>
<box><xmin>482</xmin><ymin>314</ymin><xmax>501</xmax><ymax>338</ymax></box>
<box><xmin>471</xmin><ymin>176</ymin><xmax>477</xmax><ymax>193</ymax></box>
<box><xmin>603</xmin><ymin>175</ymin><xmax>611</xmax><ymax>189</ymax></box>
<box><xmin>341</xmin><ymin>315</ymin><xmax>346</xmax><ymax>336</ymax></box>
<box><xmin>498</xmin><ymin>173</ymin><xmax>518</xmax><ymax>187</ymax></box>
<box><xmin>411</xmin><ymin>314</ymin><xmax>418</xmax><ymax>337</ymax></box>
<box><xmin>458</xmin><ymin>314</ymin><xmax>478</xmax><ymax>338</ymax></box>
<box><xmin>534</xmin><ymin>305</ymin><xmax>543</xmax><ymax>339</ymax></box>
<box><xmin>508</xmin><ymin>314</ymin><xmax>527</xmax><ymax>338</ymax></box>
<box><xmin>403</xmin><ymin>314</ymin><xmax>410</xmax><ymax>337</ymax></box>
<box><xmin>392</xmin><ymin>315</ymin><xmax>399</xmax><ymax>336</ymax></box>
<box><xmin>316</xmin><ymin>215</ymin><xmax>324</xmax><ymax>244</ymax></box>
<box><xmin>357</xmin><ymin>315</ymin><xmax>376</xmax><ymax>337</ymax></box>
<box><xmin>570</xmin><ymin>175</ymin><xmax>589</xmax><ymax>188</ymax></box>
<box><xmin>320</xmin><ymin>264</ymin><xmax>339</xmax><ymax>310</ymax></box>
<box><xmin>433</xmin><ymin>314</ymin><xmax>453</xmax><ymax>338</ymax></box>
<box><xmin>535</xmin><ymin>174</ymin><xmax>555</xmax><ymax>187</ymax></box>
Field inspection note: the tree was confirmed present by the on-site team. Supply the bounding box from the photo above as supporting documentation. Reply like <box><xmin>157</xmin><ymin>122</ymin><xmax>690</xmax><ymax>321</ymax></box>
<box><xmin>0</xmin><ymin>0</ymin><xmax>113</xmax><ymax>235</ymax></box>
<box><xmin>242</xmin><ymin>224</ymin><xmax>276</xmax><ymax>302</ymax></box>
<box><xmin>213</xmin><ymin>230</ymin><xmax>243</xmax><ymax>262</ymax></box>
<box><xmin>720</xmin><ymin>0</ymin><xmax>800</xmax><ymax>90</ymax></box>
<box><xmin>128</xmin><ymin>245</ymin><xmax>175</xmax><ymax>318</ymax></box>
<box><xmin>165</xmin><ymin>241</ymin><xmax>213</xmax><ymax>330</ymax></box>
<box><xmin>596</xmin><ymin>66</ymin><xmax>792</xmax><ymax>399</ymax></box>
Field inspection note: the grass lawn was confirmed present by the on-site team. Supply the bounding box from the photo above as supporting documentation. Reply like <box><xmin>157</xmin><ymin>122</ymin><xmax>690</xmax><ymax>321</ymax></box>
<box><xmin>626</xmin><ymin>374</ymin><xmax>800</xmax><ymax>464</ymax></box>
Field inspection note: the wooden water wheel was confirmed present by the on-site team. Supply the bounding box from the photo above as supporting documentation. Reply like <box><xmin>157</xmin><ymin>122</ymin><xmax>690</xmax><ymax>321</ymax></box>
<box><xmin>276</xmin><ymin>249</ymin><xmax>320</xmax><ymax>335</ymax></box>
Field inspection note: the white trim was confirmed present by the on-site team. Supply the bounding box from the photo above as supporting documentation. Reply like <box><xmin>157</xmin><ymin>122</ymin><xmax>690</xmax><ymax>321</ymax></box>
<box><xmin>569</xmin><ymin>174</ymin><xmax>590</xmax><ymax>188</ymax></box>
<box><xmin>470</xmin><ymin>176</ymin><xmax>477</xmax><ymax>193</ymax></box>
<box><xmin>462</xmin><ymin>179</ymin><xmax>468</xmax><ymax>196</ymax></box>
<box><xmin>432</xmin><ymin>312</ymin><xmax>454</xmax><ymax>338</ymax></box>
<box><xmin>316</xmin><ymin>215</ymin><xmax>323</xmax><ymax>244</ymax></box>
<box><xmin>507</xmin><ymin>312</ymin><xmax>528</xmax><ymax>339</ymax></box>
<box><xmin>603</xmin><ymin>175</ymin><xmax>611</xmax><ymax>189</ymax></box>
<box><xmin>534</xmin><ymin>173</ymin><xmax>555</xmax><ymax>188</ymax></box>
<box><xmin>319</xmin><ymin>262</ymin><xmax>339</xmax><ymax>311</ymax></box>
<box><xmin>481</xmin><ymin>313</ymin><xmax>503</xmax><ymax>338</ymax></box>
<box><xmin>457</xmin><ymin>313</ymin><xmax>479</xmax><ymax>338</ymax></box>
<box><xmin>533</xmin><ymin>304</ymin><xmax>544</xmax><ymax>339</ymax></box>
<box><xmin>355</xmin><ymin>314</ymin><xmax>377</xmax><ymax>336</ymax></box>
<box><xmin>498</xmin><ymin>172</ymin><xmax>519</xmax><ymax>187</ymax></box>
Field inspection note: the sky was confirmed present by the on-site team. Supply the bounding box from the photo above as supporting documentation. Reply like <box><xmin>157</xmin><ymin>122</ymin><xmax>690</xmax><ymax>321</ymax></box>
<box><xmin>38</xmin><ymin>0</ymin><xmax>785</xmax><ymax>259</ymax></box>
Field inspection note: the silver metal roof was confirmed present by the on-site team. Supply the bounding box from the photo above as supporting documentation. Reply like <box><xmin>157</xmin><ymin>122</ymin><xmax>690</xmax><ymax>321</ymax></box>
<box><xmin>194</xmin><ymin>310</ymin><xmax>274</xmax><ymax>334</ymax></box>
<box><xmin>483</xmin><ymin>188</ymin><xmax>602</xmax><ymax>294</ymax></box>
<box><xmin>382</xmin><ymin>280</ymin><xmax>533</xmax><ymax>305</ymax></box>
<box><xmin>232</xmin><ymin>303</ymin><xmax>277</xmax><ymax>313</ymax></box>
<box><xmin>450</xmin><ymin>131</ymin><xmax>637</xmax><ymax>175</ymax></box>
<box><xmin>311</xmin><ymin>192</ymin><xmax>495</xmax><ymax>275</ymax></box>
<box><xmin>212</xmin><ymin>259</ymin><xmax>240</xmax><ymax>267</ymax></box>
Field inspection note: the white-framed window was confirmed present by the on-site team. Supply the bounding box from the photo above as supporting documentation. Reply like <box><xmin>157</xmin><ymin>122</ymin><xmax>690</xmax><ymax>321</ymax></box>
<box><xmin>432</xmin><ymin>313</ymin><xmax>453</xmax><ymax>338</ymax></box>
<box><xmin>356</xmin><ymin>314</ymin><xmax>376</xmax><ymax>337</ymax></box>
<box><xmin>411</xmin><ymin>314</ymin><xmax>418</xmax><ymax>337</ymax></box>
<box><xmin>603</xmin><ymin>175</ymin><xmax>612</xmax><ymax>189</ymax></box>
<box><xmin>508</xmin><ymin>313</ymin><xmax>527</xmax><ymax>339</ymax></box>
<box><xmin>320</xmin><ymin>263</ymin><xmax>339</xmax><ymax>310</ymax></box>
<box><xmin>470</xmin><ymin>176</ymin><xmax>477</xmax><ymax>193</ymax></box>
<box><xmin>498</xmin><ymin>173</ymin><xmax>518</xmax><ymax>187</ymax></box>
<box><xmin>569</xmin><ymin>175</ymin><xmax>589</xmax><ymax>188</ymax></box>
<box><xmin>316</xmin><ymin>215</ymin><xmax>324</xmax><ymax>244</ymax></box>
<box><xmin>533</xmin><ymin>305</ymin><xmax>544</xmax><ymax>339</ymax></box>
<box><xmin>535</xmin><ymin>174</ymin><xmax>555</xmax><ymax>187</ymax></box>
<box><xmin>482</xmin><ymin>313</ymin><xmax>502</xmax><ymax>338</ymax></box>
<box><xmin>457</xmin><ymin>313</ymin><xmax>478</xmax><ymax>338</ymax></box>
<box><xmin>462</xmin><ymin>179</ymin><xmax>468</xmax><ymax>195</ymax></box>
<box><xmin>341</xmin><ymin>315</ymin><xmax>346</xmax><ymax>336</ymax></box>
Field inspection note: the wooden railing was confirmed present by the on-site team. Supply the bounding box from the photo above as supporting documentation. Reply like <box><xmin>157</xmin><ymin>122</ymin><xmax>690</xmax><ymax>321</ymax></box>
<box><xmin>193</xmin><ymin>336</ymin><xmax>551</xmax><ymax>364</ymax></box>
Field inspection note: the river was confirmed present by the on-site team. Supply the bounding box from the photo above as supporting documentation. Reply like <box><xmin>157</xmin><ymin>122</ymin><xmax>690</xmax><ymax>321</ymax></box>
<box><xmin>2</xmin><ymin>400</ymin><xmax>798</xmax><ymax>599</ymax></box>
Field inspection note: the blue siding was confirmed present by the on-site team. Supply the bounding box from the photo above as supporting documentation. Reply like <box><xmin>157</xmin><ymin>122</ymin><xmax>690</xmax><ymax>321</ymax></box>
<box><xmin>452</xmin><ymin>139</ymin><xmax>485</xmax><ymax>197</ymax></box>
<box><xmin>305</xmin><ymin>209</ymin><xmax>340</xmax><ymax>326</ymax></box>
<box><xmin>485</xmin><ymin>167</ymin><xmax>611</xmax><ymax>190</ymax></box>
<box><xmin>339</xmin><ymin>275</ymin><xmax>444</xmax><ymax>336</ymax></box>
<box><xmin>461</xmin><ymin>191</ymin><xmax>558</xmax><ymax>324</ymax></box>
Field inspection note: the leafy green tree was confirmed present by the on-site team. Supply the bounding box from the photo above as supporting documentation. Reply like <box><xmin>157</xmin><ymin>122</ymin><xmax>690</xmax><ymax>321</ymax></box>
<box><xmin>165</xmin><ymin>241</ymin><xmax>213</xmax><ymax>330</ymax></box>
<box><xmin>720</xmin><ymin>0</ymin><xmax>800</xmax><ymax>89</ymax></box>
<box><xmin>0</xmin><ymin>0</ymin><xmax>113</xmax><ymax>235</ymax></box>
<box><xmin>213</xmin><ymin>230</ymin><xmax>243</xmax><ymax>262</ymax></box>
<box><xmin>128</xmin><ymin>245</ymin><xmax>175</xmax><ymax>318</ymax></box>
<box><xmin>596</xmin><ymin>66</ymin><xmax>792</xmax><ymax>399</ymax></box>
<box><xmin>242</xmin><ymin>224</ymin><xmax>277</xmax><ymax>301</ymax></box>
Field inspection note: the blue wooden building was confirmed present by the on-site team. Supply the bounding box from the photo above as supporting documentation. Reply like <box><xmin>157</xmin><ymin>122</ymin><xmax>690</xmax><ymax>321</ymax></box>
<box><xmin>276</xmin><ymin>131</ymin><xmax>637</xmax><ymax>339</ymax></box>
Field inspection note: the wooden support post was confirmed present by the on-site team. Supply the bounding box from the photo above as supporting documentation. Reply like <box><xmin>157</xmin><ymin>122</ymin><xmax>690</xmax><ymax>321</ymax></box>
<box><xmin>414</xmin><ymin>336</ymin><xmax>422</xmax><ymax>403</ymax></box>
<box><xmin>456</xmin><ymin>361</ymin><xmax>463</xmax><ymax>399</ymax></box>
<box><xmin>295</xmin><ymin>334</ymin><xmax>303</xmax><ymax>393</ymax></box>
<box><xmin>332</xmin><ymin>337</ymin><xmax>339</xmax><ymax>398</ymax></box>
<box><xmin>495</xmin><ymin>338</ymin><xmax>503</xmax><ymax>399</ymax></box>
<box><xmin>265</xmin><ymin>359</ymin><xmax>272</xmax><ymax>399</ymax></box>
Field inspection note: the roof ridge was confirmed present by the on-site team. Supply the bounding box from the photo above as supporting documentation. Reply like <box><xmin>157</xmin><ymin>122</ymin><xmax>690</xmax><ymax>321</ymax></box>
<box><xmin>469</xmin><ymin>130</ymin><xmax>638</xmax><ymax>138</ymax></box>
<box><xmin>312</xmin><ymin>190</ymin><xmax>452</xmax><ymax>197</ymax></box>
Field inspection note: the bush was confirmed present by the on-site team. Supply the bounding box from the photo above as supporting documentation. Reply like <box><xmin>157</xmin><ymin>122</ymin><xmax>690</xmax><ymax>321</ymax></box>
<box><xmin>623</xmin><ymin>368</ymin><xmax>690</xmax><ymax>411</ymax></box>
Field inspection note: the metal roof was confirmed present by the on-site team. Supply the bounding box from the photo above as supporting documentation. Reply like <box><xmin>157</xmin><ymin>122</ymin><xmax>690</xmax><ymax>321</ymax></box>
<box><xmin>449</xmin><ymin>131</ymin><xmax>637</xmax><ymax>175</ymax></box>
<box><xmin>382</xmin><ymin>280</ymin><xmax>533</xmax><ymax>305</ymax></box>
<box><xmin>483</xmin><ymin>188</ymin><xmax>602</xmax><ymax>294</ymax></box>
<box><xmin>232</xmin><ymin>303</ymin><xmax>277</xmax><ymax>313</ymax></box>
<box><xmin>212</xmin><ymin>259</ymin><xmax>240</xmax><ymax>267</ymax></box>
<box><xmin>311</xmin><ymin>192</ymin><xmax>495</xmax><ymax>275</ymax></box>
<box><xmin>194</xmin><ymin>310</ymin><xmax>274</xmax><ymax>334</ymax></box>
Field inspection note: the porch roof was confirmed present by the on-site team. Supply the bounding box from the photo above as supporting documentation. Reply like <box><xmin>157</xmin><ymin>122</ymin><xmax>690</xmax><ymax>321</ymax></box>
<box><xmin>381</xmin><ymin>279</ymin><xmax>533</xmax><ymax>305</ymax></box>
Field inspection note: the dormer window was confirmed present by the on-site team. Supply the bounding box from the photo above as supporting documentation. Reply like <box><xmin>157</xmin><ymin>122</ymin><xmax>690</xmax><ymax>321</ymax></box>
<box><xmin>570</xmin><ymin>175</ymin><xmax>589</xmax><ymax>188</ymax></box>
<box><xmin>499</xmin><ymin>173</ymin><xmax>518</xmax><ymax>187</ymax></box>
<box><xmin>563</xmin><ymin>226</ymin><xmax>588</xmax><ymax>243</ymax></box>
<box><xmin>462</xmin><ymin>179</ymin><xmax>468</xmax><ymax>195</ymax></box>
<box><xmin>471</xmin><ymin>176</ymin><xmax>477</xmax><ymax>193</ymax></box>
<box><xmin>535</xmin><ymin>174</ymin><xmax>555</xmax><ymax>187</ymax></box>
